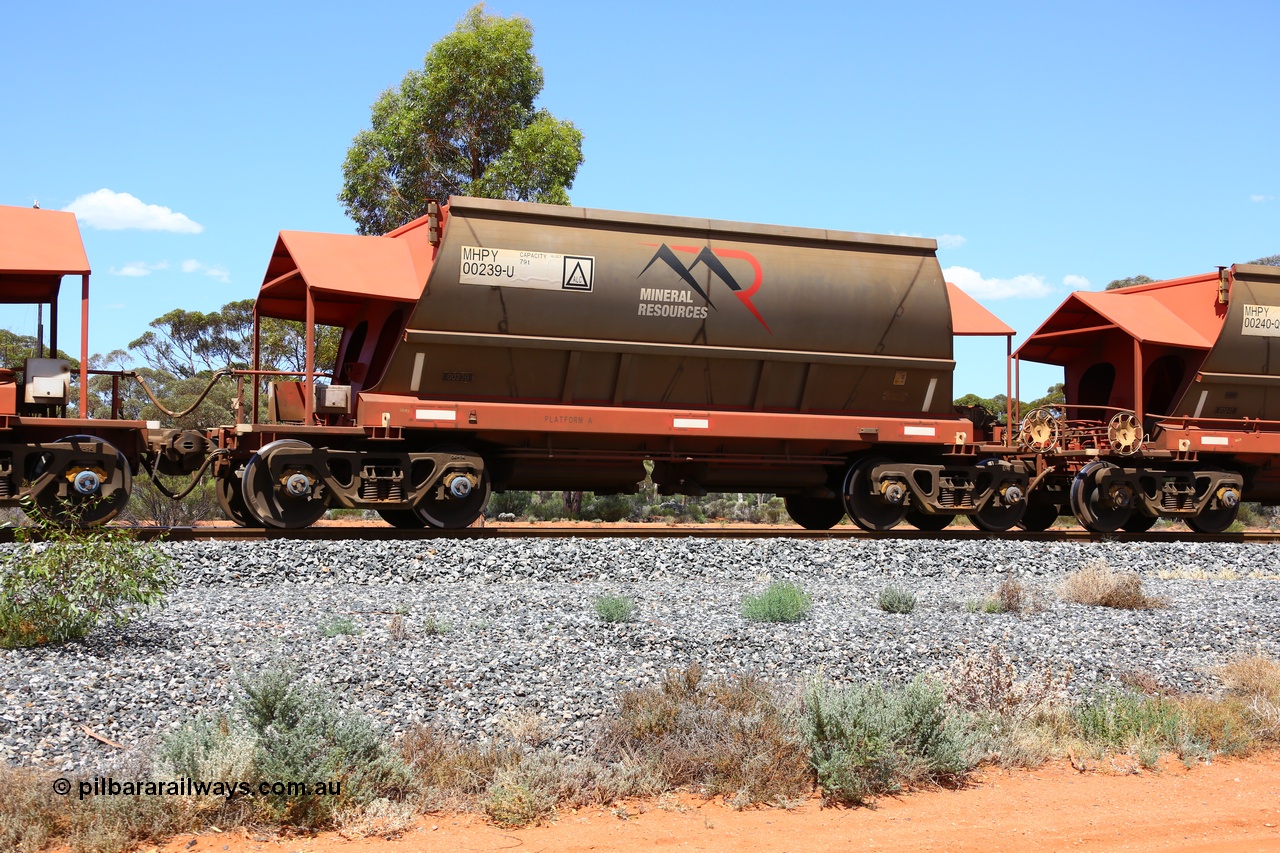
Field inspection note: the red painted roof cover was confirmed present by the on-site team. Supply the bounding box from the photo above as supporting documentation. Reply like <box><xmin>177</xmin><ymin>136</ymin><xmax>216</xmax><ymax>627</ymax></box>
<box><xmin>256</xmin><ymin>231</ymin><xmax>422</xmax><ymax>325</ymax></box>
<box><xmin>0</xmin><ymin>205</ymin><xmax>90</xmax><ymax>302</ymax></box>
<box><xmin>946</xmin><ymin>282</ymin><xmax>1015</xmax><ymax>336</ymax></box>
<box><xmin>1017</xmin><ymin>272</ymin><xmax>1224</xmax><ymax>365</ymax></box>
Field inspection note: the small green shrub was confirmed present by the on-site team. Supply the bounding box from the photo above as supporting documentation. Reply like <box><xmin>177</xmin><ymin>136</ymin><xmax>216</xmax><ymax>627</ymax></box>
<box><xmin>485</xmin><ymin>761</ymin><xmax>560</xmax><ymax>827</ymax></box>
<box><xmin>423</xmin><ymin>616</ymin><xmax>452</xmax><ymax>635</ymax></box>
<box><xmin>964</xmin><ymin>597</ymin><xmax>1006</xmax><ymax>614</ymax></box>
<box><xmin>320</xmin><ymin>616</ymin><xmax>360</xmax><ymax>637</ymax></box>
<box><xmin>965</xmin><ymin>578</ymin><xmax>1044</xmax><ymax>615</ymax></box>
<box><xmin>594</xmin><ymin>594</ymin><xmax>636</xmax><ymax>623</ymax></box>
<box><xmin>242</xmin><ymin>666</ymin><xmax>411</xmax><ymax>826</ymax></box>
<box><xmin>877</xmin><ymin>587</ymin><xmax>916</xmax><ymax>614</ymax></box>
<box><xmin>742</xmin><ymin>582</ymin><xmax>812</xmax><ymax>623</ymax></box>
<box><xmin>801</xmin><ymin>677</ymin><xmax>976</xmax><ymax>806</ymax></box>
<box><xmin>1073</xmin><ymin>690</ymin><xmax>1183</xmax><ymax>749</ymax></box>
<box><xmin>580</xmin><ymin>494</ymin><xmax>633</xmax><ymax>523</ymax></box>
<box><xmin>486</xmin><ymin>490</ymin><xmax>533</xmax><ymax>518</ymax></box>
<box><xmin>0</xmin><ymin>501</ymin><xmax>176</xmax><ymax>648</ymax></box>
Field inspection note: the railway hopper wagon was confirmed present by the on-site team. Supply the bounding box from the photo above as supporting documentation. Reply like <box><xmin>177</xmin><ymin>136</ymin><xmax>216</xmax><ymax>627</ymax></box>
<box><xmin>1014</xmin><ymin>263</ymin><xmax>1280</xmax><ymax>533</ymax></box>
<box><xmin>220</xmin><ymin>197</ymin><xmax>1024</xmax><ymax>530</ymax></box>
<box><xmin>0</xmin><ymin>204</ymin><xmax>209</xmax><ymax>523</ymax></box>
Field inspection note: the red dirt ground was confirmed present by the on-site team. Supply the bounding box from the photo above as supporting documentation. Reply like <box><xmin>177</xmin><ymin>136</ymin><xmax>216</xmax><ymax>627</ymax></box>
<box><xmin>143</xmin><ymin>753</ymin><xmax>1280</xmax><ymax>853</ymax></box>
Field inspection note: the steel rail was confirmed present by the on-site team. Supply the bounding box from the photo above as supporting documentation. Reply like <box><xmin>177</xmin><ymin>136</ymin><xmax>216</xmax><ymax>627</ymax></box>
<box><xmin>1</xmin><ymin>524</ymin><xmax>1276</xmax><ymax>545</ymax></box>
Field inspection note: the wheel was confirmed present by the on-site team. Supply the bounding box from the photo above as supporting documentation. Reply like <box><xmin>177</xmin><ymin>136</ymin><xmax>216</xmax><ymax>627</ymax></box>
<box><xmin>969</xmin><ymin>499</ymin><xmax>1026</xmax><ymax>532</ymax></box>
<box><xmin>378</xmin><ymin>509</ymin><xmax>426</xmax><ymax>529</ymax></box>
<box><xmin>1186</xmin><ymin>506</ymin><xmax>1238</xmax><ymax>534</ymax></box>
<box><xmin>1069</xmin><ymin>461</ymin><xmax>1132</xmax><ymax>533</ymax></box>
<box><xmin>784</xmin><ymin>496</ymin><xmax>846</xmax><ymax>530</ymax></box>
<box><xmin>413</xmin><ymin>446</ymin><xmax>491</xmax><ymax>529</ymax></box>
<box><xmin>1121</xmin><ymin>513</ymin><xmax>1158</xmax><ymax>532</ymax></box>
<box><xmin>841</xmin><ymin>456</ymin><xmax>907</xmax><ymax>531</ymax></box>
<box><xmin>1017</xmin><ymin>502</ymin><xmax>1060</xmax><ymax>532</ymax></box>
<box><xmin>968</xmin><ymin>459</ymin><xmax>1026</xmax><ymax>532</ymax></box>
<box><xmin>1186</xmin><ymin>498</ymin><xmax>1240</xmax><ymax>534</ymax></box>
<box><xmin>31</xmin><ymin>435</ymin><xmax>132</xmax><ymax>526</ymax></box>
<box><xmin>215</xmin><ymin>466</ymin><xmax>254</xmax><ymax>527</ymax></box>
<box><xmin>241</xmin><ymin>439</ymin><xmax>328</xmax><ymax>529</ymax></box>
<box><xmin>905</xmin><ymin>508</ymin><xmax>952</xmax><ymax>531</ymax></box>
<box><xmin>1184</xmin><ymin>474</ymin><xmax>1242</xmax><ymax>534</ymax></box>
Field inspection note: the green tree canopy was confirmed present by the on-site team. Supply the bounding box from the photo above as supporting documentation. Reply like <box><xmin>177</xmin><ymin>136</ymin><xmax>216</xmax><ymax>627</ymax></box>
<box><xmin>954</xmin><ymin>384</ymin><xmax>1065</xmax><ymax>424</ymax></box>
<box><xmin>1105</xmin><ymin>275</ymin><xmax>1154</xmax><ymax>291</ymax></box>
<box><xmin>340</xmin><ymin>4</ymin><xmax>584</xmax><ymax>235</ymax></box>
<box><xmin>0</xmin><ymin>328</ymin><xmax>75</xmax><ymax>373</ymax></box>
<box><xmin>128</xmin><ymin>300</ymin><xmax>339</xmax><ymax>379</ymax></box>
<box><xmin>1249</xmin><ymin>254</ymin><xmax>1280</xmax><ymax>266</ymax></box>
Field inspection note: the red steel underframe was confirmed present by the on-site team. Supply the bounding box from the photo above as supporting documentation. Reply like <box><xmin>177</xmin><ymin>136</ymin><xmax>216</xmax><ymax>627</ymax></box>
<box><xmin>353</xmin><ymin>394</ymin><xmax>977</xmax><ymax>448</ymax></box>
<box><xmin>1147</xmin><ymin>423</ymin><xmax>1280</xmax><ymax>455</ymax></box>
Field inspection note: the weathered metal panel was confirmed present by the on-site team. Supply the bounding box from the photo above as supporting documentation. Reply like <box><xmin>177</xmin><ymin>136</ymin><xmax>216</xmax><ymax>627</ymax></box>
<box><xmin>1168</xmin><ymin>265</ymin><xmax>1280</xmax><ymax>422</ymax></box>
<box><xmin>374</xmin><ymin>198</ymin><xmax>955</xmax><ymax>416</ymax></box>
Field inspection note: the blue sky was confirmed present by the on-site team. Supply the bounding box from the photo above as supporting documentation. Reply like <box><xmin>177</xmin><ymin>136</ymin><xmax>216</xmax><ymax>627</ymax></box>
<box><xmin>2</xmin><ymin>0</ymin><xmax>1276</xmax><ymax>398</ymax></box>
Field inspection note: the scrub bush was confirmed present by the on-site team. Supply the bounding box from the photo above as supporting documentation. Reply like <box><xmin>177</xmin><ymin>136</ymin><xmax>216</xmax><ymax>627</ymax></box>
<box><xmin>742</xmin><ymin>582</ymin><xmax>812</xmax><ymax>623</ymax></box>
<box><xmin>0</xmin><ymin>501</ymin><xmax>175</xmax><ymax>648</ymax></box>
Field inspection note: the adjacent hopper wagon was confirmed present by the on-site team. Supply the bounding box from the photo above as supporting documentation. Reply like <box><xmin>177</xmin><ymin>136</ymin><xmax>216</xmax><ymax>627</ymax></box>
<box><xmin>1013</xmin><ymin>264</ymin><xmax>1280</xmax><ymax>533</ymax></box>
<box><xmin>0</xmin><ymin>205</ymin><xmax>208</xmax><ymax>523</ymax></box>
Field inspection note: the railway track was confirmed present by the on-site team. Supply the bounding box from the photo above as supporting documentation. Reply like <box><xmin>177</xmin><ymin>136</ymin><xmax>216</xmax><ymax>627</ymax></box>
<box><xmin>1</xmin><ymin>523</ymin><xmax>1277</xmax><ymax>544</ymax></box>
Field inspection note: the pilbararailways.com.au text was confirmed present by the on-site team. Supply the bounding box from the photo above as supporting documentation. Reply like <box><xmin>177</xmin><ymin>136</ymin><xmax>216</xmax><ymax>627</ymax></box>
<box><xmin>53</xmin><ymin>776</ymin><xmax>343</xmax><ymax>801</ymax></box>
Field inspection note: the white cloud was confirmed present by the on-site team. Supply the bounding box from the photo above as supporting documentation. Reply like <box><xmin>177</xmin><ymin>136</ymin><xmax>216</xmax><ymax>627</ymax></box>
<box><xmin>181</xmin><ymin>259</ymin><xmax>230</xmax><ymax>283</ymax></box>
<box><xmin>943</xmin><ymin>266</ymin><xmax>1058</xmax><ymax>300</ymax></box>
<box><xmin>109</xmin><ymin>260</ymin><xmax>169</xmax><ymax>277</ymax></box>
<box><xmin>1063</xmin><ymin>274</ymin><xmax>1091</xmax><ymax>290</ymax></box>
<box><xmin>890</xmin><ymin>231</ymin><xmax>967</xmax><ymax>250</ymax></box>
<box><xmin>64</xmin><ymin>189</ymin><xmax>203</xmax><ymax>233</ymax></box>
<box><xmin>1251</xmin><ymin>194</ymin><xmax>1273</xmax><ymax>203</ymax></box>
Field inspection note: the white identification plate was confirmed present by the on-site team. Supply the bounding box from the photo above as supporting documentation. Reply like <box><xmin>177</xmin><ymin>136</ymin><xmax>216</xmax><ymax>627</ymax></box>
<box><xmin>459</xmin><ymin>246</ymin><xmax>594</xmax><ymax>292</ymax></box>
<box><xmin>1242</xmin><ymin>304</ymin><xmax>1280</xmax><ymax>337</ymax></box>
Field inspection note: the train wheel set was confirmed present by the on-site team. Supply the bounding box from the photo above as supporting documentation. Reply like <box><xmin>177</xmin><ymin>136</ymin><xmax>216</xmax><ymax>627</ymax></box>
<box><xmin>1</xmin><ymin>200</ymin><xmax>1278</xmax><ymax>532</ymax></box>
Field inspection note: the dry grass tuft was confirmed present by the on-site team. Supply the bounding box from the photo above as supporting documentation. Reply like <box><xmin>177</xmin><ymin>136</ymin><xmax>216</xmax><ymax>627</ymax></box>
<box><xmin>1219</xmin><ymin>656</ymin><xmax>1280</xmax><ymax>702</ymax></box>
<box><xmin>1058</xmin><ymin>560</ymin><xmax>1166</xmax><ymax>610</ymax></box>
<box><xmin>1118</xmin><ymin>669</ymin><xmax>1181</xmax><ymax>698</ymax></box>
<box><xmin>1178</xmin><ymin>695</ymin><xmax>1256</xmax><ymax>757</ymax></box>
<box><xmin>335</xmin><ymin>798</ymin><xmax>418</xmax><ymax>839</ymax></box>
<box><xmin>498</xmin><ymin>709</ymin><xmax>550</xmax><ymax>749</ymax></box>
<box><xmin>1155</xmin><ymin>567</ymin><xmax>1241</xmax><ymax>581</ymax></box>
<box><xmin>1217</xmin><ymin>656</ymin><xmax>1280</xmax><ymax>741</ymax></box>
<box><xmin>398</xmin><ymin>724</ymin><xmax>630</xmax><ymax>827</ymax></box>
<box><xmin>594</xmin><ymin>663</ymin><xmax>811</xmax><ymax>807</ymax></box>
<box><xmin>944</xmin><ymin>644</ymin><xmax>1071</xmax><ymax>719</ymax></box>
<box><xmin>942</xmin><ymin>643</ymin><xmax>1075</xmax><ymax>767</ymax></box>
<box><xmin>996</xmin><ymin>578</ymin><xmax>1047</xmax><ymax>614</ymax></box>
<box><xmin>0</xmin><ymin>762</ymin><xmax>207</xmax><ymax>853</ymax></box>
<box><xmin>399</xmin><ymin>725</ymin><xmax>523</xmax><ymax>810</ymax></box>
<box><xmin>0</xmin><ymin>766</ymin><xmax>62</xmax><ymax>853</ymax></box>
<box><xmin>966</xmin><ymin>577</ymin><xmax>1047</xmax><ymax>615</ymax></box>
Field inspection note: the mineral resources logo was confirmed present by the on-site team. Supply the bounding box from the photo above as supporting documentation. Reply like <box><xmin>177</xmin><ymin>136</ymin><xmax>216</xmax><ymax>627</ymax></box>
<box><xmin>637</xmin><ymin>243</ymin><xmax>771</xmax><ymax>332</ymax></box>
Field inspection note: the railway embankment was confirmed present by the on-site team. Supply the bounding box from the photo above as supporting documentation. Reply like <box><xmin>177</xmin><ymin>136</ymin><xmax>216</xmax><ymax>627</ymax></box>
<box><xmin>3</xmin><ymin>536</ymin><xmax>1278</xmax><ymax>771</ymax></box>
